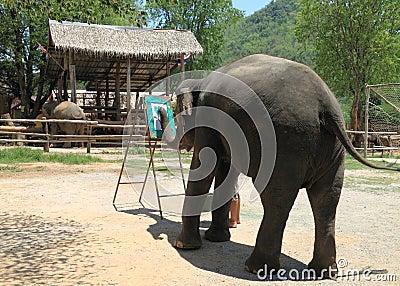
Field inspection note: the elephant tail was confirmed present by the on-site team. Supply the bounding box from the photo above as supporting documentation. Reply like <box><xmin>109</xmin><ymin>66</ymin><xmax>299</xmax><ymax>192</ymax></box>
<box><xmin>327</xmin><ymin>114</ymin><xmax>400</xmax><ymax>171</ymax></box>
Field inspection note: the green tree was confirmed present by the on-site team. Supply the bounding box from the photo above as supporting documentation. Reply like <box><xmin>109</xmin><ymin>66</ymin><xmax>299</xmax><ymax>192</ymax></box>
<box><xmin>145</xmin><ymin>0</ymin><xmax>243</xmax><ymax>70</ymax></box>
<box><xmin>0</xmin><ymin>0</ymin><xmax>146</xmax><ymax>118</ymax></box>
<box><xmin>296</xmin><ymin>0</ymin><xmax>400</xmax><ymax>131</ymax></box>
<box><xmin>221</xmin><ymin>0</ymin><xmax>313</xmax><ymax>66</ymax></box>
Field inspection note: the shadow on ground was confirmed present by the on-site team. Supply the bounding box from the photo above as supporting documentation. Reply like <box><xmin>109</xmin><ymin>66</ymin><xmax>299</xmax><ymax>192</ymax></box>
<box><xmin>121</xmin><ymin>207</ymin><xmax>308</xmax><ymax>281</ymax></box>
<box><xmin>0</xmin><ymin>212</ymin><xmax>99</xmax><ymax>285</ymax></box>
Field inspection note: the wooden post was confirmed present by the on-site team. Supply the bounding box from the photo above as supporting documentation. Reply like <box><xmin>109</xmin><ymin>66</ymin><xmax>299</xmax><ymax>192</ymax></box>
<box><xmin>96</xmin><ymin>81</ymin><xmax>101</xmax><ymax>107</ymax></box>
<box><xmin>126</xmin><ymin>57</ymin><xmax>131</xmax><ymax>114</ymax></box>
<box><xmin>57</xmin><ymin>71</ymin><xmax>63</xmax><ymax>102</ymax></box>
<box><xmin>69</xmin><ymin>65</ymin><xmax>77</xmax><ymax>103</ymax></box>
<box><xmin>180</xmin><ymin>53</ymin><xmax>185</xmax><ymax>82</ymax></box>
<box><xmin>43</xmin><ymin>117</ymin><xmax>50</xmax><ymax>152</ymax></box>
<box><xmin>87</xmin><ymin>124</ymin><xmax>92</xmax><ymax>154</ymax></box>
<box><xmin>105</xmin><ymin>77</ymin><xmax>110</xmax><ymax>107</ymax></box>
<box><xmin>166</xmin><ymin>61</ymin><xmax>170</xmax><ymax>97</ymax></box>
<box><xmin>364</xmin><ymin>86</ymin><xmax>370</xmax><ymax>158</ymax></box>
<box><xmin>114</xmin><ymin>61</ymin><xmax>121</xmax><ymax>121</ymax></box>
<box><xmin>69</xmin><ymin>50</ymin><xmax>76</xmax><ymax>103</ymax></box>
<box><xmin>63</xmin><ymin>54</ymin><xmax>68</xmax><ymax>101</ymax></box>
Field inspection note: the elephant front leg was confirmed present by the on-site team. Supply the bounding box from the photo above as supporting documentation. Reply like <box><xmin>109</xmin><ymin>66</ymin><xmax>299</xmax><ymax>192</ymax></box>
<box><xmin>245</xmin><ymin>187</ymin><xmax>299</xmax><ymax>275</ymax></box>
<box><xmin>204</xmin><ymin>160</ymin><xmax>239</xmax><ymax>242</ymax></box>
<box><xmin>173</xmin><ymin>215</ymin><xmax>202</xmax><ymax>249</ymax></box>
<box><xmin>174</xmin><ymin>150</ymin><xmax>215</xmax><ymax>250</ymax></box>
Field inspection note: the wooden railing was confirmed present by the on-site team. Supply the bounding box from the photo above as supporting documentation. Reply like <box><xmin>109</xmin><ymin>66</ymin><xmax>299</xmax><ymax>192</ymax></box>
<box><xmin>346</xmin><ymin>130</ymin><xmax>399</xmax><ymax>157</ymax></box>
<box><xmin>0</xmin><ymin>118</ymin><xmax>145</xmax><ymax>153</ymax></box>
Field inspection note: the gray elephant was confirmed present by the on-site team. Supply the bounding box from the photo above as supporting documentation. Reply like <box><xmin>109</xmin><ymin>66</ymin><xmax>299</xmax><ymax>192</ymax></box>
<box><xmin>159</xmin><ymin>54</ymin><xmax>399</xmax><ymax>278</ymax></box>
<box><xmin>43</xmin><ymin>101</ymin><xmax>86</xmax><ymax>147</ymax></box>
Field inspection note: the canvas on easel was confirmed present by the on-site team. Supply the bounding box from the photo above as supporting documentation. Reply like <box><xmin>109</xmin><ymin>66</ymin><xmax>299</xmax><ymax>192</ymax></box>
<box><xmin>113</xmin><ymin>95</ymin><xmax>186</xmax><ymax>219</ymax></box>
<box><xmin>144</xmin><ymin>96</ymin><xmax>176</xmax><ymax>139</ymax></box>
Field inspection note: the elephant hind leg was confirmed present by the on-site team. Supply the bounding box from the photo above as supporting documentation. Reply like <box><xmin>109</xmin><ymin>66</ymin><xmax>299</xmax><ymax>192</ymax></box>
<box><xmin>245</xmin><ymin>185</ymin><xmax>299</xmax><ymax>274</ymax></box>
<box><xmin>306</xmin><ymin>160</ymin><xmax>344</xmax><ymax>279</ymax></box>
<box><xmin>204</xmin><ymin>160</ymin><xmax>239</xmax><ymax>242</ymax></box>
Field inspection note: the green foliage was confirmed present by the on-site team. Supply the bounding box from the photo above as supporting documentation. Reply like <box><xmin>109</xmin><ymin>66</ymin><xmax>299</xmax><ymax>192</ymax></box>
<box><xmin>145</xmin><ymin>0</ymin><xmax>243</xmax><ymax>70</ymax></box>
<box><xmin>337</xmin><ymin>96</ymin><xmax>354</xmax><ymax>123</ymax></box>
<box><xmin>297</xmin><ymin>0</ymin><xmax>399</xmax><ymax>93</ymax></box>
<box><xmin>0</xmin><ymin>147</ymin><xmax>108</xmax><ymax>164</ymax></box>
<box><xmin>296</xmin><ymin>0</ymin><xmax>400</xmax><ymax>129</ymax></box>
<box><xmin>221</xmin><ymin>0</ymin><xmax>313</xmax><ymax>66</ymax></box>
<box><xmin>0</xmin><ymin>0</ymin><xmax>146</xmax><ymax>118</ymax></box>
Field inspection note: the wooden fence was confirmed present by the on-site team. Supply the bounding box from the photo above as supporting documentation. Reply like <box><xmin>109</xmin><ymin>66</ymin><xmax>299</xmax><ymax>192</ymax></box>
<box><xmin>346</xmin><ymin>130</ymin><xmax>399</xmax><ymax>157</ymax></box>
<box><xmin>0</xmin><ymin>118</ymin><xmax>145</xmax><ymax>153</ymax></box>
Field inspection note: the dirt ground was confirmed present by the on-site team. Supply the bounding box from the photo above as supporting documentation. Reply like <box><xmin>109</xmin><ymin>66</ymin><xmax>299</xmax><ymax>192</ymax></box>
<box><xmin>0</xmin><ymin>147</ymin><xmax>399</xmax><ymax>285</ymax></box>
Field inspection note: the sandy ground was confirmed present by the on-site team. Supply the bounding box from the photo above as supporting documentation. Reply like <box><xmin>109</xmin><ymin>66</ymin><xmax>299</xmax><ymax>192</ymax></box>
<box><xmin>0</xmin><ymin>147</ymin><xmax>399</xmax><ymax>285</ymax></box>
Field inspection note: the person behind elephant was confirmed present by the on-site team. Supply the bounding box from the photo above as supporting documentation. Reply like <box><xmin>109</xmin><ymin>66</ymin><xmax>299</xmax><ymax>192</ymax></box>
<box><xmin>229</xmin><ymin>193</ymin><xmax>240</xmax><ymax>228</ymax></box>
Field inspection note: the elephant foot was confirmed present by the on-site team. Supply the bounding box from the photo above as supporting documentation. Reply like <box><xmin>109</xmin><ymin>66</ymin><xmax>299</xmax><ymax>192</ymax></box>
<box><xmin>308</xmin><ymin>258</ymin><xmax>338</xmax><ymax>280</ymax></box>
<box><xmin>204</xmin><ymin>226</ymin><xmax>230</xmax><ymax>242</ymax></box>
<box><xmin>245</xmin><ymin>251</ymin><xmax>280</xmax><ymax>276</ymax></box>
<box><xmin>173</xmin><ymin>230</ymin><xmax>202</xmax><ymax>250</ymax></box>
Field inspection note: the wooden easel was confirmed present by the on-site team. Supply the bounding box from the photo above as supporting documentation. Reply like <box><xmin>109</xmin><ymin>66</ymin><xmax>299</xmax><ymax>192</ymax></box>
<box><xmin>112</xmin><ymin>96</ymin><xmax>186</xmax><ymax>219</ymax></box>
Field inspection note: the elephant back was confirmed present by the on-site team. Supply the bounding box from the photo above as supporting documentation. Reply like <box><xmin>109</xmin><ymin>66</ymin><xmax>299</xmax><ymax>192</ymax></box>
<box><xmin>53</xmin><ymin>101</ymin><xmax>86</xmax><ymax>120</ymax></box>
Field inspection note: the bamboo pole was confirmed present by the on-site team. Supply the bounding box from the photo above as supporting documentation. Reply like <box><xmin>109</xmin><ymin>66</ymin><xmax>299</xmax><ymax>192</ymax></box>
<box><xmin>127</xmin><ymin>57</ymin><xmax>131</xmax><ymax>113</ymax></box>
<box><xmin>114</xmin><ymin>61</ymin><xmax>121</xmax><ymax>121</ymax></box>
<box><xmin>69</xmin><ymin>50</ymin><xmax>76</xmax><ymax>103</ymax></box>
<box><xmin>180</xmin><ymin>53</ymin><xmax>185</xmax><ymax>82</ymax></box>
<box><xmin>63</xmin><ymin>54</ymin><xmax>68</xmax><ymax>101</ymax></box>
<box><xmin>57</xmin><ymin>71</ymin><xmax>63</xmax><ymax>102</ymax></box>
<box><xmin>44</xmin><ymin>117</ymin><xmax>50</xmax><ymax>152</ymax></box>
<box><xmin>364</xmin><ymin>87</ymin><xmax>370</xmax><ymax>158</ymax></box>
<box><xmin>105</xmin><ymin>77</ymin><xmax>110</xmax><ymax>107</ymax></box>
<box><xmin>166</xmin><ymin>61</ymin><xmax>170</xmax><ymax>97</ymax></box>
<box><xmin>87</xmin><ymin>124</ymin><xmax>92</xmax><ymax>153</ymax></box>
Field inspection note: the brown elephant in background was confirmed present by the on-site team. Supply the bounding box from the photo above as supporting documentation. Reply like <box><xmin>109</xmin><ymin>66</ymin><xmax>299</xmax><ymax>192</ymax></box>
<box><xmin>42</xmin><ymin>101</ymin><xmax>86</xmax><ymax>148</ymax></box>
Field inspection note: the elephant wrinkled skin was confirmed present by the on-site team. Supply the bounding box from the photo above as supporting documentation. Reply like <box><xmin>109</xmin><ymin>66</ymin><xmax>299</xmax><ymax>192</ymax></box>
<box><xmin>159</xmin><ymin>54</ymin><xmax>399</xmax><ymax>279</ymax></box>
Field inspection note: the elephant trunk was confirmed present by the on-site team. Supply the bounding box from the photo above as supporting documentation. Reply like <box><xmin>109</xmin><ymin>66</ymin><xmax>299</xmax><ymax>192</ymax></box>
<box><xmin>158</xmin><ymin>107</ymin><xmax>183</xmax><ymax>150</ymax></box>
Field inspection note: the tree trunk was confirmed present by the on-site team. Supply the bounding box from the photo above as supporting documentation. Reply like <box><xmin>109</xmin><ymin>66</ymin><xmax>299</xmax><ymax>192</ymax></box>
<box><xmin>31</xmin><ymin>79</ymin><xmax>57</xmax><ymax>118</ymax></box>
<box><xmin>16</xmin><ymin>60</ymin><xmax>29</xmax><ymax>118</ymax></box>
<box><xmin>350</xmin><ymin>90</ymin><xmax>362</xmax><ymax>131</ymax></box>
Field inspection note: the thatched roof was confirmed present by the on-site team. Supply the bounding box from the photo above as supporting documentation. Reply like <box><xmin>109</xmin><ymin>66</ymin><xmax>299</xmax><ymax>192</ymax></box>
<box><xmin>46</xmin><ymin>20</ymin><xmax>203</xmax><ymax>92</ymax></box>
<box><xmin>48</xmin><ymin>20</ymin><xmax>203</xmax><ymax>59</ymax></box>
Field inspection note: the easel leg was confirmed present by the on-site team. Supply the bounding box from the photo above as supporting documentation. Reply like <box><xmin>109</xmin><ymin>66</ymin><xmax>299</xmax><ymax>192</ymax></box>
<box><xmin>113</xmin><ymin>126</ymin><xmax>134</xmax><ymax>209</ymax></box>
<box><xmin>177</xmin><ymin>150</ymin><xmax>186</xmax><ymax>191</ymax></box>
<box><xmin>139</xmin><ymin>146</ymin><xmax>153</xmax><ymax>206</ymax></box>
<box><xmin>150</xmin><ymin>142</ymin><xmax>163</xmax><ymax>219</ymax></box>
<box><xmin>139</xmin><ymin>140</ymin><xmax>164</xmax><ymax>219</ymax></box>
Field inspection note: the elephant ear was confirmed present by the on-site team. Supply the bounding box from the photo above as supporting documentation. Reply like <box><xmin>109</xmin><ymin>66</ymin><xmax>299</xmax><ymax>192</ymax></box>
<box><xmin>175</xmin><ymin>88</ymin><xmax>195</xmax><ymax>116</ymax></box>
<box><xmin>71</xmin><ymin>109</ymin><xmax>84</xmax><ymax>119</ymax></box>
